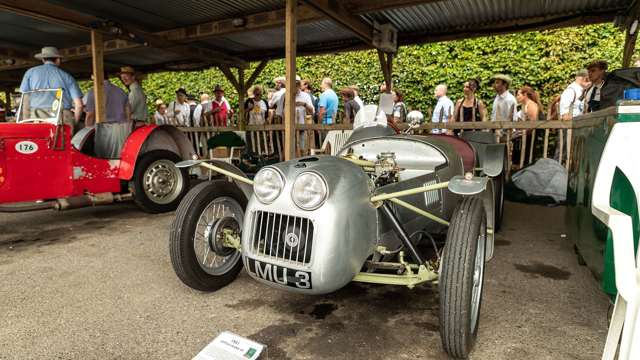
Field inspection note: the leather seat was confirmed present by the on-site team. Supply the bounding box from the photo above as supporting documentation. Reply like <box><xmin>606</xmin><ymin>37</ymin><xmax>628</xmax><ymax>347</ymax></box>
<box><xmin>431</xmin><ymin>134</ymin><xmax>476</xmax><ymax>173</ymax></box>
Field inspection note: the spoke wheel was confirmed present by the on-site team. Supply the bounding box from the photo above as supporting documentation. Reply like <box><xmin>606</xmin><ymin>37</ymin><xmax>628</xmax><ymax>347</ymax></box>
<box><xmin>170</xmin><ymin>180</ymin><xmax>246</xmax><ymax>292</ymax></box>
<box><xmin>193</xmin><ymin>197</ymin><xmax>243</xmax><ymax>276</ymax></box>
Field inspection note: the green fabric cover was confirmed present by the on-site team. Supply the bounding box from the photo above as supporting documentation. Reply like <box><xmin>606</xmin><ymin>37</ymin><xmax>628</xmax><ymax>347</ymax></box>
<box><xmin>207</xmin><ymin>131</ymin><xmax>245</xmax><ymax>149</ymax></box>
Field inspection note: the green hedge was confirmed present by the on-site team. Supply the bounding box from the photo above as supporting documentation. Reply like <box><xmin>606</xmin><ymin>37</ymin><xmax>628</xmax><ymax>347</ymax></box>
<box><xmin>80</xmin><ymin>23</ymin><xmax>632</xmax><ymax>116</ymax></box>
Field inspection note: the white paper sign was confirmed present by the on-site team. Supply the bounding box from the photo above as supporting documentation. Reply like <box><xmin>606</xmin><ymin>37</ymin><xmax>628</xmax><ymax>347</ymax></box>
<box><xmin>193</xmin><ymin>331</ymin><xmax>265</xmax><ymax>360</ymax></box>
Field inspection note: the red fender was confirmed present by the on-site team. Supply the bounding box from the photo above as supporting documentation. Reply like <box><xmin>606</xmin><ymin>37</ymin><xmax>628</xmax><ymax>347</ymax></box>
<box><xmin>118</xmin><ymin>125</ymin><xmax>193</xmax><ymax>180</ymax></box>
<box><xmin>118</xmin><ymin>125</ymin><xmax>158</xmax><ymax>180</ymax></box>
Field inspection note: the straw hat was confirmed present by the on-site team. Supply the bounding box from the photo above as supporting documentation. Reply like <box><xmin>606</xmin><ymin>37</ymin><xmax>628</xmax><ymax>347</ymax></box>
<box><xmin>493</xmin><ymin>74</ymin><xmax>512</xmax><ymax>85</ymax></box>
<box><xmin>34</xmin><ymin>46</ymin><xmax>63</xmax><ymax>59</ymax></box>
<box><xmin>119</xmin><ymin>66</ymin><xmax>136</xmax><ymax>75</ymax></box>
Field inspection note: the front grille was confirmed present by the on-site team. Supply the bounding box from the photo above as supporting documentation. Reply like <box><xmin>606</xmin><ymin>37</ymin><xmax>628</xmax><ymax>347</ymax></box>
<box><xmin>251</xmin><ymin>211</ymin><xmax>314</xmax><ymax>265</ymax></box>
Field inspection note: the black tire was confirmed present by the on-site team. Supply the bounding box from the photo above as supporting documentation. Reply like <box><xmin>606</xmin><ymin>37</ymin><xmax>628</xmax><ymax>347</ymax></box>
<box><xmin>169</xmin><ymin>180</ymin><xmax>246</xmax><ymax>292</ymax></box>
<box><xmin>493</xmin><ymin>172</ymin><xmax>505</xmax><ymax>232</ymax></box>
<box><xmin>131</xmin><ymin>150</ymin><xmax>189</xmax><ymax>213</ymax></box>
<box><xmin>439</xmin><ymin>197</ymin><xmax>487</xmax><ymax>359</ymax></box>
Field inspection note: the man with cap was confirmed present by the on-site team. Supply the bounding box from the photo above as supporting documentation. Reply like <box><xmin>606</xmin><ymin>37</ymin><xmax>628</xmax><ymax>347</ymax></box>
<box><xmin>269</xmin><ymin>76</ymin><xmax>286</xmax><ymax>122</ymax></box>
<box><xmin>206</xmin><ymin>85</ymin><xmax>230</xmax><ymax>127</ymax></box>
<box><xmin>167</xmin><ymin>88</ymin><xmax>191</xmax><ymax>126</ymax></box>
<box><xmin>119</xmin><ymin>66</ymin><xmax>147</xmax><ymax>124</ymax></box>
<box><xmin>559</xmin><ymin>69</ymin><xmax>590</xmax><ymax>120</ymax></box>
<box><xmin>491</xmin><ymin>74</ymin><xmax>517</xmax><ymax>122</ymax></box>
<box><xmin>19</xmin><ymin>46</ymin><xmax>83</xmax><ymax>127</ymax></box>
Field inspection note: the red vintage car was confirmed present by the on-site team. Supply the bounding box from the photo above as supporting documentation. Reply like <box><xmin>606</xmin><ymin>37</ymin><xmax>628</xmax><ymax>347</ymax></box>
<box><xmin>0</xmin><ymin>89</ymin><xmax>194</xmax><ymax>213</ymax></box>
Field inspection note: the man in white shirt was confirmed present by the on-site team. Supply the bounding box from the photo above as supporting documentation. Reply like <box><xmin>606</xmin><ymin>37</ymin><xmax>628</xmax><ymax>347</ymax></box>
<box><xmin>166</xmin><ymin>88</ymin><xmax>191</xmax><ymax>126</ymax></box>
<box><xmin>192</xmin><ymin>93</ymin><xmax>210</xmax><ymax>127</ymax></box>
<box><xmin>491</xmin><ymin>74</ymin><xmax>517</xmax><ymax>122</ymax></box>
<box><xmin>269</xmin><ymin>76</ymin><xmax>286</xmax><ymax>120</ymax></box>
<box><xmin>276</xmin><ymin>76</ymin><xmax>314</xmax><ymax>124</ymax></box>
<box><xmin>559</xmin><ymin>69</ymin><xmax>590</xmax><ymax>120</ymax></box>
<box><xmin>431</xmin><ymin>84</ymin><xmax>454</xmax><ymax>134</ymax></box>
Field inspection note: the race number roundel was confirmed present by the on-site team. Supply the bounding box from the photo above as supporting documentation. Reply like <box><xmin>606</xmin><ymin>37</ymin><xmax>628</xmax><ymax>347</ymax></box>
<box><xmin>15</xmin><ymin>141</ymin><xmax>38</xmax><ymax>154</ymax></box>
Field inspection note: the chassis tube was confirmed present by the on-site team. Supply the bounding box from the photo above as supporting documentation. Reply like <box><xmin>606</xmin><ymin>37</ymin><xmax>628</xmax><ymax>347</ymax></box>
<box><xmin>380</xmin><ymin>201</ymin><xmax>426</xmax><ymax>265</ymax></box>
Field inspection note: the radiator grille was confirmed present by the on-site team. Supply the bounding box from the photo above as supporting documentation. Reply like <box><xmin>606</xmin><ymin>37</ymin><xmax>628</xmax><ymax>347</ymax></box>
<box><xmin>424</xmin><ymin>179</ymin><xmax>440</xmax><ymax>206</ymax></box>
<box><xmin>251</xmin><ymin>211</ymin><xmax>314</xmax><ymax>265</ymax></box>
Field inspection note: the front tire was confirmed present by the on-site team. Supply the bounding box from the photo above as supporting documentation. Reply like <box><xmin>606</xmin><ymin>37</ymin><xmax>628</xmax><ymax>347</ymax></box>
<box><xmin>439</xmin><ymin>197</ymin><xmax>487</xmax><ymax>359</ymax></box>
<box><xmin>131</xmin><ymin>150</ymin><xmax>189</xmax><ymax>213</ymax></box>
<box><xmin>169</xmin><ymin>180</ymin><xmax>246</xmax><ymax>292</ymax></box>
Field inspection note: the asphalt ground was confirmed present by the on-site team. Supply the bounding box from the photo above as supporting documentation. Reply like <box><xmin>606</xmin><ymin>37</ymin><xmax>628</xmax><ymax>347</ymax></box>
<box><xmin>0</xmin><ymin>201</ymin><xmax>610</xmax><ymax>359</ymax></box>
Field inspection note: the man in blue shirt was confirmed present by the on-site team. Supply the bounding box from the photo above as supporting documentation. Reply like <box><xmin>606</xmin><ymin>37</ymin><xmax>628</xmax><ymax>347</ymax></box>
<box><xmin>318</xmin><ymin>77</ymin><xmax>338</xmax><ymax>124</ymax></box>
<box><xmin>19</xmin><ymin>46</ymin><xmax>83</xmax><ymax>127</ymax></box>
<box><xmin>84</xmin><ymin>72</ymin><xmax>131</xmax><ymax>126</ymax></box>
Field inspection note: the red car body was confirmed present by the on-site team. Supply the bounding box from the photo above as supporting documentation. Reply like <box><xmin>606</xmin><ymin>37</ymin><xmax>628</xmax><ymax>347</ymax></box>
<box><xmin>0</xmin><ymin>122</ymin><xmax>193</xmax><ymax>211</ymax></box>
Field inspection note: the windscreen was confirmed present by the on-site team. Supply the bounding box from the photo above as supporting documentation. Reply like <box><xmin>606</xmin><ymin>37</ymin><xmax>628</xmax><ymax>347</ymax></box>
<box><xmin>353</xmin><ymin>104</ymin><xmax>388</xmax><ymax>130</ymax></box>
<box><xmin>16</xmin><ymin>89</ymin><xmax>63</xmax><ymax>124</ymax></box>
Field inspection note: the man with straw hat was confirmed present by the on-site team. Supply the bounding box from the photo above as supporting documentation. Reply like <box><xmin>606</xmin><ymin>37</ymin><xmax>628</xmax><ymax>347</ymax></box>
<box><xmin>19</xmin><ymin>46</ymin><xmax>83</xmax><ymax>128</ymax></box>
<box><xmin>491</xmin><ymin>74</ymin><xmax>517</xmax><ymax>122</ymax></box>
<box><xmin>119</xmin><ymin>66</ymin><xmax>147</xmax><ymax>124</ymax></box>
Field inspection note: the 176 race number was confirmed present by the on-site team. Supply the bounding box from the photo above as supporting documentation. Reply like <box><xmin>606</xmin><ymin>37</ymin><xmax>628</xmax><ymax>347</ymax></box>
<box><xmin>245</xmin><ymin>258</ymin><xmax>312</xmax><ymax>289</ymax></box>
<box><xmin>15</xmin><ymin>141</ymin><xmax>38</xmax><ymax>154</ymax></box>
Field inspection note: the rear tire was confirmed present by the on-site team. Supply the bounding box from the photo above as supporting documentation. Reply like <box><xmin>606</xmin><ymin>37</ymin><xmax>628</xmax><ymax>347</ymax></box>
<box><xmin>439</xmin><ymin>197</ymin><xmax>487</xmax><ymax>359</ymax></box>
<box><xmin>169</xmin><ymin>180</ymin><xmax>246</xmax><ymax>292</ymax></box>
<box><xmin>131</xmin><ymin>150</ymin><xmax>189</xmax><ymax>213</ymax></box>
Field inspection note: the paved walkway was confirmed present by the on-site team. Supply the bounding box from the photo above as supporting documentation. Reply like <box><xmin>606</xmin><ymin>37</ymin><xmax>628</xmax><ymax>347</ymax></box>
<box><xmin>0</xmin><ymin>201</ymin><xmax>610</xmax><ymax>359</ymax></box>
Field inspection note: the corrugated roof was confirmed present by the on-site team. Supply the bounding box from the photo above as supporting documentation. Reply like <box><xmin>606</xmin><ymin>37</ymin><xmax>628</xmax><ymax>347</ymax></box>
<box><xmin>362</xmin><ymin>0</ymin><xmax>629</xmax><ymax>33</ymax></box>
<box><xmin>0</xmin><ymin>0</ymin><xmax>633</xmax><ymax>87</ymax></box>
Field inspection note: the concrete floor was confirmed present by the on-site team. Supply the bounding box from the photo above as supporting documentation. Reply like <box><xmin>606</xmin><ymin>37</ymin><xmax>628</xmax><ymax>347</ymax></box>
<box><xmin>0</xmin><ymin>201</ymin><xmax>610</xmax><ymax>360</ymax></box>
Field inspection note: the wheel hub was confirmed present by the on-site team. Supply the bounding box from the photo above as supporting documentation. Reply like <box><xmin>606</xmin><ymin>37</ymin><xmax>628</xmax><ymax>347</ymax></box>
<box><xmin>207</xmin><ymin>216</ymin><xmax>240</xmax><ymax>257</ymax></box>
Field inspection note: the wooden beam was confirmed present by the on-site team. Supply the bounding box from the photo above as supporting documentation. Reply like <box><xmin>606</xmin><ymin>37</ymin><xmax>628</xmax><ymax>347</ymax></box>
<box><xmin>0</xmin><ymin>0</ymin><xmax>245</xmax><ymax>67</ymax></box>
<box><xmin>157</xmin><ymin>0</ymin><xmax>439</xmax><ymax>44</ymax></box>
<box><xmin>245</xmin><ymin>60</ymin><xmax>269</xmax><ymax>90</ymax></box>
<box><xmin>219</xmin><ymin>65</ymin><xmax>242</xmax><ymax>93</ymax></box>
<box><xmin>91</xmin><ymin>30</ymin><xmax>106</xmax><ymax>124</ymax></box>
<box><xmin>301</xmin><ymin>0</ymin><xmax>373</xmax><ymax>46</ymax></box>
<box><xmin>284</xmin><ymin>0</ymin><xmax>297</xmax><ymax>161</ymax></box>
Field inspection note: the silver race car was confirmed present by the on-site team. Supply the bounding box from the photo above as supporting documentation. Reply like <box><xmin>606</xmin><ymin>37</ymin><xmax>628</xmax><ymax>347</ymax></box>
<box><xmin>170</xmin><ymin>107</ymin><xmax>506</xmax><ymax>359</ymax></box>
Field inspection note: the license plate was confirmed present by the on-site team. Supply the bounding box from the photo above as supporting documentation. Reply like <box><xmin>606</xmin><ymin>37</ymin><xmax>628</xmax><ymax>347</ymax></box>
<box><xmin>245</xmin><ymin>258</ymin><xmax>312</xmax><ymax>290</ymax></box>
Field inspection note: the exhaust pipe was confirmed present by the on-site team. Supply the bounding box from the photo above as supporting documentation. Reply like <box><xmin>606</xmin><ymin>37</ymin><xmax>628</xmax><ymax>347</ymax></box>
<box><xmin>54</xmin><ymin>192</ymin><xmax>133</xmax><ymax>210</ymax></box>
<box><xmin>0</xmin><ymin>193</ymin><xmax>134</xmax><ymax>213</ymax></box>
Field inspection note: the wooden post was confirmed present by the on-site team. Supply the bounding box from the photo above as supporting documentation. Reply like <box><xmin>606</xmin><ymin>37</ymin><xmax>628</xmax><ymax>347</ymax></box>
<box><xmin>623</xmin><ymin>23</ymin><xmax>638</xmax><ymax>68</ymax></box>
<box><xmin>377</xmin><ymin>50</ymin><xmax>393</xmax><ymax>92</ymax></box>
<box><xmin>284</xmin><ymin>0</ymin><xmax>297</xmax><ymax>161</ymax></box>
<box><xmin>519</xmin><ymin>131</ymin><xmax>527</xmax><ymax>169</ymax></box>
<box><xmin>529</xmin><ymin>129</ymin><xmax>536</xmax><ymax>164</ymax></box>
<box><xmin>238</xmin><ymin>67</ymin><xmax>245</xmax><ymax>130</ymax></box>
<box><xmin>543</xmin><ymin>129</ymin><xmax>550</xmax><ymax>158</ymax></box>
<box><xmin>4</xmin><ymin>89</ymin><xmax>11</xmax><ymax>116</ymax></box>
<box><xmin>90</xmin><ymin>30</ymin><xmax>105</xmax><ymax>124</ymax></box>
<box><xmin>565</xmin><ymin>128</ymin><xmax>573</xmax><ymax>170</ymax></box>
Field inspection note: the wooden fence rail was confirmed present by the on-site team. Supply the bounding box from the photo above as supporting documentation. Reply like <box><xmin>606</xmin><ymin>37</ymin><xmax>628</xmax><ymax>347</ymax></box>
<box><xmin>178</xmin><ymin>114</ymin><xmax>613</xmax><ymax>171</ymax></box>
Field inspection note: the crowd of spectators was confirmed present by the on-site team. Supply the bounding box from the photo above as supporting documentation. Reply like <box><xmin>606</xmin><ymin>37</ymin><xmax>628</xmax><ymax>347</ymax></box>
<box><xmin>6</xmin><ymin>45</ymin><xmax>619</xmax><ymax>135</ymax></box>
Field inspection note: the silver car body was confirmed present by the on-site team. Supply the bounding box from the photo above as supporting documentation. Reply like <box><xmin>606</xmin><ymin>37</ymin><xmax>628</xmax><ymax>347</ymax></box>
<box><xmin>242</xmin><ymin>133</ymin><xmax>495</xmax><ymax>295</ymax></box>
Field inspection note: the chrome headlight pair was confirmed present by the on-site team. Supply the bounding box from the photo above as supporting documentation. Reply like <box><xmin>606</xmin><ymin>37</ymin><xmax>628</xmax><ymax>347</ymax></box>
<box><xmin>253</xmin><ymin>168</ymin><xmax>327</xmax><ymax>210</ymax></box>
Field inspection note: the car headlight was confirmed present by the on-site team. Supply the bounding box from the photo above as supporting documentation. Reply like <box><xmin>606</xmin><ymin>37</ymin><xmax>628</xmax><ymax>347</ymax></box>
<box><xmin>254</xmin><ymin>167</ymin><xmax>284</xmax><ymax>204</ymax></box>
<box><xmin>292</xmin><ymin>172</ymin><xmax>328</xmax><ymax>210</ymax></box>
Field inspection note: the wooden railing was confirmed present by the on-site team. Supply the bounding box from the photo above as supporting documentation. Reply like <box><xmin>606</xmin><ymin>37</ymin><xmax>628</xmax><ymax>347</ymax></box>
<box><xmin>178</xmin><ymin>112</ymin><xmax>613</xmax><ymax>171</ymax></box>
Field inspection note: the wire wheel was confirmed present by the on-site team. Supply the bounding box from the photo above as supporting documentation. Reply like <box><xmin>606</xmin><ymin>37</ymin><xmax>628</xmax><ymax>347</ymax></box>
<box><xmin>193</xmin><ymin>197</ymin><xmax>243</xmax><ymax>275</ymax></box>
